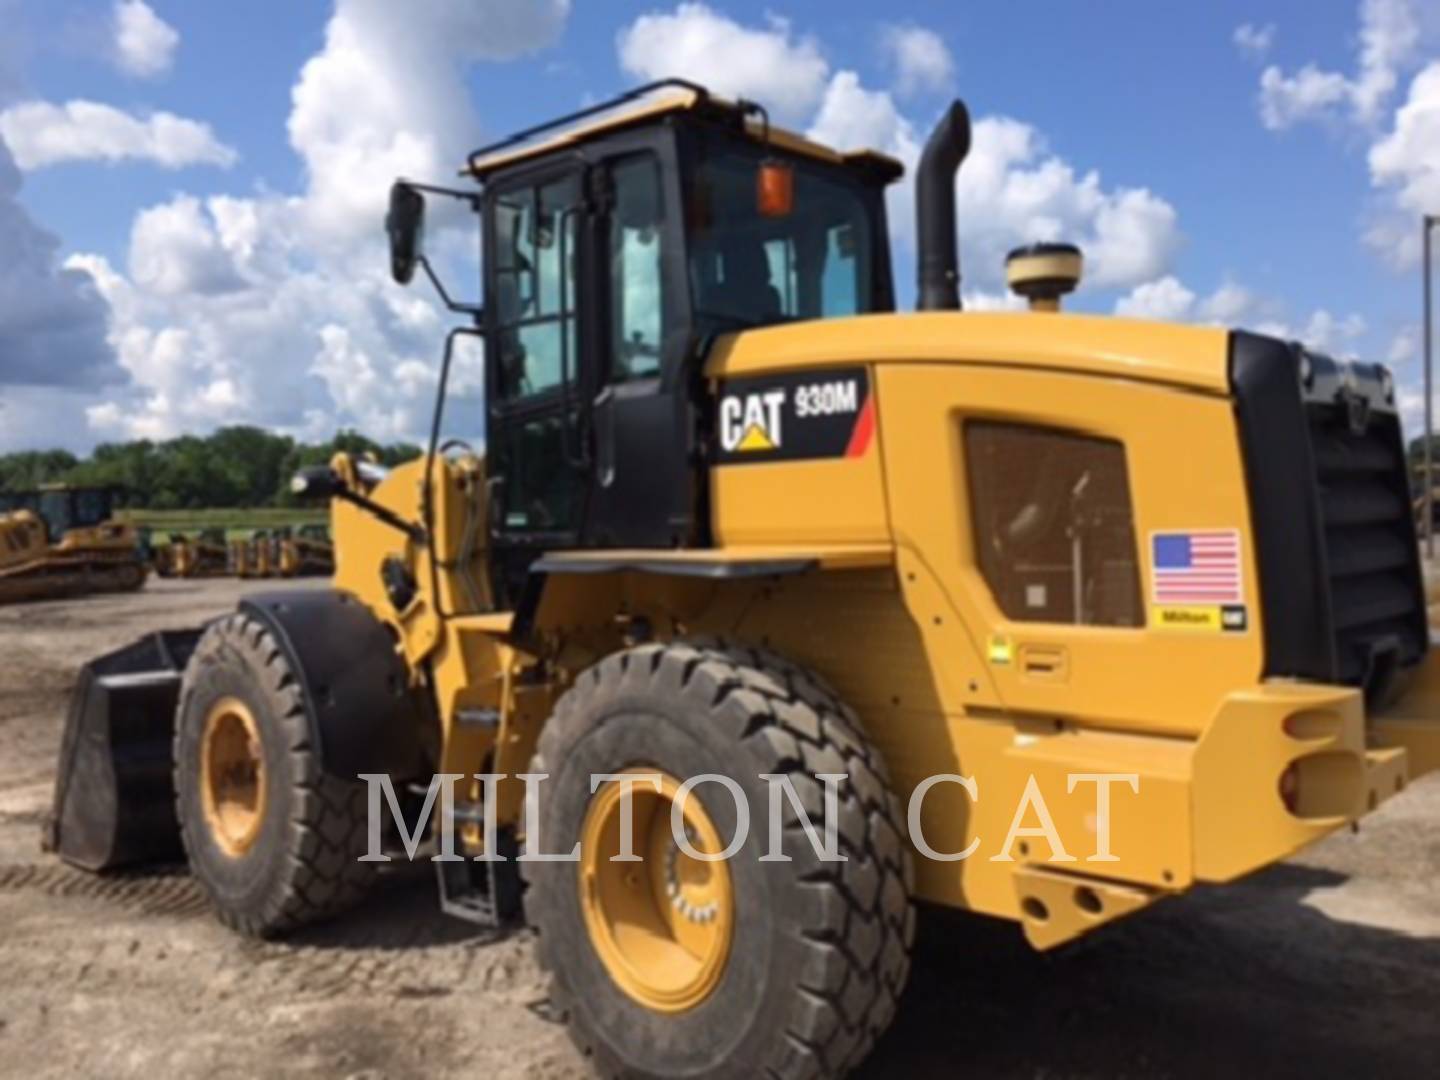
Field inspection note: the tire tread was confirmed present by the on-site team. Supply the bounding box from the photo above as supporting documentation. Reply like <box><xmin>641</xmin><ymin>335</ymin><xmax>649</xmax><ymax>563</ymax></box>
<box><xmin>526</xmin><ymin>639</ymin><xmax>914</xmax><ymax>1079</ymax></box>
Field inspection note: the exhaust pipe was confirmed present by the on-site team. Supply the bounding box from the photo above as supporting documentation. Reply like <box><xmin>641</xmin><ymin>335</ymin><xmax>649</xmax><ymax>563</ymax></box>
<box><xmin>916</xmin><ymin>100</ymin><xmax>972</xmax><ymax>312</ymax></box>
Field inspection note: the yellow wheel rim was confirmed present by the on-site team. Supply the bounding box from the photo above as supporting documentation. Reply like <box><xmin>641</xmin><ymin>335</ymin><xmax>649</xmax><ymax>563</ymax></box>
<box><xmin>579</xmin><ymin>768</ymin><xmax>734</xmax><ymax>1013</ymax></box>
<box><xmin>199</xmin><ymin>696</ymin><xmax>267</xmax><ymax>858</ymax></box>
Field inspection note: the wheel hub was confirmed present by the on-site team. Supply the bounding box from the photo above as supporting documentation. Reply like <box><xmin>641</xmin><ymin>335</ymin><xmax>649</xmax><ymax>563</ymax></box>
<box><xmin>579</xmin><ymin>769</ymin><xmax>734</xmax><ymax>1013</ymax></box>
<box><xmin>199</xmin><ymin>696</ymin><xmax>267</xmax><ymax>857</ymax></box>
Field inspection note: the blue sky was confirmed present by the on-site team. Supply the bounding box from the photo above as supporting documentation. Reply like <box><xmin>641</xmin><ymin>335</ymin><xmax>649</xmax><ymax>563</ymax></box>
<box><xmin>1</xmin><ymin>0</ymin><xmax>1437</xmax><ymax>451</ymax></box>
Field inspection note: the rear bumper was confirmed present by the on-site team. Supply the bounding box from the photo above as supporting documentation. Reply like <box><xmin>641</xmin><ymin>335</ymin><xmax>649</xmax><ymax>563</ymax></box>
<box><xmin>1371</xmin><ymin>641</ymin><xmax>1440</xmax><ymax>779</ymax></box>
<box><xmin>991</xmin><ymin>673</ymin><xmax>1421</xmax><ymax>948</ymax></box>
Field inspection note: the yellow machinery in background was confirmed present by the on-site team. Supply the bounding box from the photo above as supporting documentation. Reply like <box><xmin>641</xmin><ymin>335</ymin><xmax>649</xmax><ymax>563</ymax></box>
<box><xmin>278</xmin><ymin>522</ymin><xmax>334</xmax><ymax>577</ymax></box>
<box><xmin>0</xmin><ymin>486</ymin><xmax>147</xmax><ymax>603</ymax></box>
<box><xmin>228</xmin><ymin>528</ymin><xmax>276</xmax><ymax>578</ymax></box>
<box><xmin>148</xmin><ymin>533</ymin><xmax>179</xmax><ymax>578</ymax></box>
<box><xmin>47</xmin><ymin>82</ymin><xmax>1440</xmax><ymax>1079</ymax></box>
<box><xmin>227</xmin><ymin>535</ymin><xmax>253</xmax><ymax>577</ymax></box>
<box><xmin>171</xmin><ymin>528</ymin><xmax>230</xmax><ymax>578</ymax></box>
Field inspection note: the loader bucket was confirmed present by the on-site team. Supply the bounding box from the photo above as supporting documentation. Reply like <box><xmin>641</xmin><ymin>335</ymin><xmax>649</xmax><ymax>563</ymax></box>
<box><xmin>44</xmin><ymin>629</ymin><xmax>202</xmax><ymax>871</ymax></box>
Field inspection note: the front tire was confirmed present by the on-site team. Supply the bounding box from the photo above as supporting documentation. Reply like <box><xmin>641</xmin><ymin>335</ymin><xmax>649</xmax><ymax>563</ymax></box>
<box><xmin>174</xmin><ymin>612</ymin><xmax>373</xmax><ymax>937</ymax></box>
<box><xmin>524</xmin><ymin>641</ymin><xmax>915</xmax><ymax>1079</ymax></box>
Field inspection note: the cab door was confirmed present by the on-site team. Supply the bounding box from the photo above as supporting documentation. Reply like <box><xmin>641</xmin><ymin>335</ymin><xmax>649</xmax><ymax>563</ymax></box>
<box><xmin>484</xmin><ymin>133</ymin><xmax>702</xmax><ymax>601</ymax></box>
<box><xmin>484</xmin><ymin>166</ymin><xmax>589</xmax><ymax>599</ymax></box>
<box><xmin>582</xmin><ymin>137</ymin><xmax>699</xmax><ymax>548</ymax></box>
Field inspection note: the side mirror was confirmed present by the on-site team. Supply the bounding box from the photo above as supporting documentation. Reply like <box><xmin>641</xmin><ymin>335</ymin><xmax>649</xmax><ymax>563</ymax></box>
<box><xmin>290</xmin><ymin>466</ymin><xmax>342</xmax><ymax>500</ymax></box>
<box><xmin>386</xmin><ymin>182</ymin><xmax>426</xmax><ymax>285</ymax></box>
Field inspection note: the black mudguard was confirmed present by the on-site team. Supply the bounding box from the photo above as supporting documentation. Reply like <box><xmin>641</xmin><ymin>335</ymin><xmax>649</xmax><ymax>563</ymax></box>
<box><xmin>239</xmin><ymin>589</ymin><xmax>427</xmax><ymax>781</ymax></box>
<box><xmin>46</xmin><ymin>630</ymin><xmax>200</xmax><ymax>871</ymax></box>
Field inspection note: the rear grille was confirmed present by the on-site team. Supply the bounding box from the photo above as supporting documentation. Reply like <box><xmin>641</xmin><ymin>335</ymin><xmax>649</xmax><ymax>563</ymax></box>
<box><xmin>1305</xmin><ymin>376</ymin><xmax>1428</xmax><ymax>692</ymax></box>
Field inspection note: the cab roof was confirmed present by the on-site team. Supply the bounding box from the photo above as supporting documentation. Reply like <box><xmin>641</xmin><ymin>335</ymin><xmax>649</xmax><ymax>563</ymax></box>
<box><xmin>463</xmin><ymin>79</ymin><xmax>903</xmax><ymax>181</ymax></box>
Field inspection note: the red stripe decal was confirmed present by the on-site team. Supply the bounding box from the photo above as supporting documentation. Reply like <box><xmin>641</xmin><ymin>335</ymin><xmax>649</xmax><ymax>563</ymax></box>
<box><xmin>845</xmin><ymin>394</ymin><xmax>876</xmax><ymax>458</ymax></box>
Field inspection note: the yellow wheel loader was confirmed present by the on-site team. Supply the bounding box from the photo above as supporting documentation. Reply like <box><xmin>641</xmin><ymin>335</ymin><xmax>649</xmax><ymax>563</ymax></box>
<box><xmin>0</xmin><ymin>485</ymin><xmax>148</xmax><ymax>603</ymax></box>
<box><xmin>46</xmin><ymin>81</ymin><xmax>1440</xmax><ymax>1078</ymax></box>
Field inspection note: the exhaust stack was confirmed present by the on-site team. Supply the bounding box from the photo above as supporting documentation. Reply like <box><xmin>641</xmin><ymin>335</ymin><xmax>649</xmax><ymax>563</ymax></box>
<box><xmin>915</xmin><ymin>100</ymin><xmax>972</xmax><ymax>312</ymax></box>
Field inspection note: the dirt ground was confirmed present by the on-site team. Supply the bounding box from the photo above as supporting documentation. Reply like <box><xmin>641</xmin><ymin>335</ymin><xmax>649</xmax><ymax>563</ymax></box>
<box><xmin>1</xmin><ymin>577</ymin><xmax>1438</xmax><ymax>1079</ymax></box>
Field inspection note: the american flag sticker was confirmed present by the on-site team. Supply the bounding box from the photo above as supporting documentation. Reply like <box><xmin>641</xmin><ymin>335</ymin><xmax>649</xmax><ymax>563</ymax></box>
<box><xmin>1150</xmin><ymin>530</ymin><xmax>1243</xmax><ymax>605</ymax></box>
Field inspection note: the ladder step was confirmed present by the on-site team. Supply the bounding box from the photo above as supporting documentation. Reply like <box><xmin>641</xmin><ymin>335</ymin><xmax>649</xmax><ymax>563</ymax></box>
<box><xmin>455</xmin><ymin>707</ymin><xmax>500</xmax><ymax>730</ymax></box>
<box><xmin>435</xmin><ymin>831</ymin><xmax>522</xmax><ymax>928</ymax></box>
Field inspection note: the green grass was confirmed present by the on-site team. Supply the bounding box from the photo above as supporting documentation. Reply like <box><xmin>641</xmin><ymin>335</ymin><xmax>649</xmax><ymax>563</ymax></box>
<box><xmin>118</xmin><ymin>507</ymin><xmax>327</xmax><ymax>543</ymax></box>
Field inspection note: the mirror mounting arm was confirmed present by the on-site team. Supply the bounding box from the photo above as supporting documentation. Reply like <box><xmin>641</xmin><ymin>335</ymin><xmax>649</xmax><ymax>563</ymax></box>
<box><xmin>416</xmin><ymin>255</ymin><xmax>483</xmax><ymax>322</ymax></box>
<box><xmin>388</xmin><ymin>178</ymin><xmax>485</xmax><ymax>323</ymax></box>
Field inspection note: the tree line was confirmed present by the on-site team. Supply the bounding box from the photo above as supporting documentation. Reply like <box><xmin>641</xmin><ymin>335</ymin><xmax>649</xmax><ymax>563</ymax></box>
<box><xmin>4</xmin><ymin>427</ymin><xmax>1438</xmax><ymax>510</ymax></box>
<box><xmin>0</xmin><ymin>427</ymin><xmax>422</xmax><ymax>509</ymax></box>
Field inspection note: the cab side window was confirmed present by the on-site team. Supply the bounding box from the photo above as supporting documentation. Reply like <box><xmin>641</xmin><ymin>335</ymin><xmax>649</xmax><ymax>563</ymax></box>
<box><xmin>608</xmin><ymin>155</ymin><xmax>666</xmax><ymax>382</ymax></box>
<box><xmin>493</xmin><ymin>174</ymin><xmax>582</xmax><ymax>400</ymax></box>
<box><xmin>965</xmin><ymin>422</ymin><xmax>1143</xmax><ymax>627</ymax></box>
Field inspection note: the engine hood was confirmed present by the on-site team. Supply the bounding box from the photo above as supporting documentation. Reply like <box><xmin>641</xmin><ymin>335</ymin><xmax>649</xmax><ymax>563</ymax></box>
<box><xmin>705</xmin><ymin>311</ymin><xmax>1233</xmax><ymax>395</ymax></box>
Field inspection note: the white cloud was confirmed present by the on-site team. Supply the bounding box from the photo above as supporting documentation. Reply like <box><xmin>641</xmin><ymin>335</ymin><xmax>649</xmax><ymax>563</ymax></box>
<box><xmin>1352</xmin><ymin>0</ymin><xmax>1423</xmax><ymax>122</ymax></box>
<box><xmin>1259</xmin><ymin>65</ymin><xmax>1354</xmax><ymax>130</ymax></box>
<box><xmin>55</xmin><ymin>0</ymin><xmax>570</xmax><ymax>447</ymax></box>
<box><xmin>1301</xmin><ymin>309</ymin><xmax>1368</xmax><ymax>352</ymax></box>
<box><xmin>880</xmin><ymin>24</ymin><xmax>955</xmax><ymax>97</ymax></box>
<box><xmin>1199</xmin><ymin>281</ymin><xmax>1255</xmax><ymax>324</ymax></box>
<box><xmin>1114</xmin><ymin>275</ymin><xmax>1196</xmax><ymax>321</ymax></box>
<box><xmin>808</xmin><ymin>70</ymin><xmax>916</xmax><ymax>155</ymax></box>
<box><xmin>1395</xmin><ymin>384</ymin><xmax>1431</xmax><ymax>439</ymax></box>
<box><xmin>1234</xmin><ymin>23</ymin><xmax>1276</xmax><ymax>60</ymax></box>
<box><xmin>1257</xmin><ymin>0</ymin><xmax>1422</xmax><ymax>129</ymax></box>
<box><xmin>289</xmin><ymin>0</ymin><xmax>568</xmax><ymax>248</ymax></box>
<box><xmin>804</xmin><ymin>68</ymin><xmax>1181</xmax><ymax>293</ymax></box>
<box><xmin>0</xmin><ymin>100</ymin><xmax>236</xmax><ymax>169</ymax></box>
<box><xmin>1113</xmin><ymin>276</ymin><xmax>1368</xmax><ymax>358</ymax></box>
<box><xmin>1367</xmin><ymin>60</ymin><xmax>1440</xmax><ymax>264</ymax></box>
<box><xmin>1387</xmin><ymin>323</ymin><xmax>1419</xmax><ymax>365</ymax></box>
<box><xmin>114</xmin><ymin>0</ymin><xmax>179</xmax><ymax>79</ymax></box>
<box><xmin>128</xmin><ymin>195</ymin><xmax>248</xmax><ymax>296</ymax></box>
<box><xmin>0</xmin><ymin>134</ymin><xmax>121</xmax><ymax>390</ymax></box>
<box><xmin>961</xmin><ymin>289</ymin><xmax>1025</xmax><ymax>312</ymax></box>
<box><xmin>616</xmin><ymin>3</ymin><xmax>829</xmax><ymax>123</ymax></box>
<box><xmin>1113</xmin><ymin>277</ymin><xmax>1255</xmax><ymax>325</ymax></box>
<box><xmin>954</xmin><ymin>116</ymin><xmax>1180</xmax><ymax>290</ymax></box>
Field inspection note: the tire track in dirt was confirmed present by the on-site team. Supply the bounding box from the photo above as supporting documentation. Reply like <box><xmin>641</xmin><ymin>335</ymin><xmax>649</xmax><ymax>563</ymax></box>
<box><xmin>0</xmin><ymin>856</ymin><xmax>545</xmax><ymax>1004</ymax></box>
<box><xmin>0</xmin><ymin>862</ymin><xmax>210</xmax><ymax>919</ymax></box>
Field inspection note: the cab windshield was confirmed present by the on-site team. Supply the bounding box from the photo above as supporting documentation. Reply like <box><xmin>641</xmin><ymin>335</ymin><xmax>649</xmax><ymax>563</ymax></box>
<box><xmin>686</xmin><ymin>140</ymin><xmax>884</xmax><ymax>335</ymax></box>
<box><xmin>38</xmin><ymin>489</ymin><xmax>113</xmax><ymax>535</ymax></box>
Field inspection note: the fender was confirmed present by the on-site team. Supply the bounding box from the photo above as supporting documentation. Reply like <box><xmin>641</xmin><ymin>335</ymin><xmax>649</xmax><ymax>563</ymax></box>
<box><xmin>241</xmin><ymin>589</ymin><xmax>427</xmax><ymax>780</ymax></box>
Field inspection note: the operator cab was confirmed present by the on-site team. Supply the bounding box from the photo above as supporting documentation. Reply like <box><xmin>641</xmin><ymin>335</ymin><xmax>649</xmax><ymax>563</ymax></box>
<box><xmin>0</xmin><ymin>486</ymin><xmax>118</xmax><ymax>543</ymax></box>
<box><xmin>387</xmin><ymin>80</ymin><xmax>901</xmax><ymax>603</ymax></box>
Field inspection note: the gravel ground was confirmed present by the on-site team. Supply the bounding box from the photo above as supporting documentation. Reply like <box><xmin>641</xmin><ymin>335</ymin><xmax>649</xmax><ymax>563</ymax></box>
<box><xmin>1</xmin><ymin>577</ymin><xmax>1438</xmax><ymax>1078</ymax></box>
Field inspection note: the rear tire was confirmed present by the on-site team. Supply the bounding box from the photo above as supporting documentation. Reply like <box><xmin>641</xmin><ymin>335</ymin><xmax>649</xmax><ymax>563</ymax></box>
<box><xmin>174</xmin><ymin>612</ymin><xmax>374</xmax><ymax>937</ymax></box>
<box><xmin>523</xmin><ymin>640</ymin><xmax>915</xmax><ymax>1079</ymax></box>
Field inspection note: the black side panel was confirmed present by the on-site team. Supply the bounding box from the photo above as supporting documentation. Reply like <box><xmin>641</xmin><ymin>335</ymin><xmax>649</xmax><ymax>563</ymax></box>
<box><xmin>48</xmin><ymin>629</ymin><xmax>201</xmax><ymax>871</ymax></box>
<box><xmin>241</xmin><ymin>590</ymin><xmax>426</xmax><ymax>780</ymax></box>
<box><xmin>587</xmin><ymin>381</ymin><xmax>699</xmax><ymax>546</ymax></box>
<box><xmin>1229</xmin><ymin>332</ymin><xmax>1337</xmax><ymax>682</ymax></box>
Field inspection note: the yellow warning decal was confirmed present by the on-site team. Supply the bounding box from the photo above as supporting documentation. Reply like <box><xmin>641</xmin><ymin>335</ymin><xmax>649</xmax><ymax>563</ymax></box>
<box><xmin>987</xmin><ymin>634</ymin><xmax>1014</xmax><ymax>664</ymax></box>
<box><xmin>1152</xmin><ymin>604</ymin><xmax>1249</xmax><ymax>632</ymax></box>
